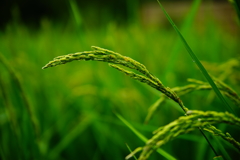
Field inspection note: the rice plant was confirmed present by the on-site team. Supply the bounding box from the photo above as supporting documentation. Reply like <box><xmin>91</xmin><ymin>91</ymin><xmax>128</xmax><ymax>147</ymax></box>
<box><xmin>42</xmin><ymin>46</ymin><xmax>240</xmax><ymax>159</ymax></box>
<box><xmin>40</xmin><ymin>0</ymin><xmax>240</xmax><ymax>159</ymax></box>
<box><xmin>1</xmin><ymin>0</ymin><xmax>239</xmax><ymax>160</ymax></box>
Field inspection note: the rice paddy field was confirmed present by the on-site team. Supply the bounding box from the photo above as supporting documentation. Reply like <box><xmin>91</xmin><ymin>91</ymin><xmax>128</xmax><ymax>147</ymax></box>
<box><xmin>0</xmin><ymin>0</ymin><xmax>240</xmax><ymax>160</ymax></box>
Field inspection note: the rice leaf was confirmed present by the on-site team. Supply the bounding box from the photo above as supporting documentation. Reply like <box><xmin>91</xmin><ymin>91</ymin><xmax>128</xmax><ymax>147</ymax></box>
<box><xmin>229</xmin><ymin>0</ymin><xmax>240</xmax><ymax>21</ymax></box>
<box><xmin>156</xmin><ymin>0</ymin><xmax>235</xmax><ymax>115</ymax></box>
<box><xmin>115</xmin><ymin>112</ymin><xmax>176</xmax><ymax>160</ymax></box>
<box><xmin>164</xmin><ymin>0</ymin><xmax>201</xmax><ymax>78</ymax></box>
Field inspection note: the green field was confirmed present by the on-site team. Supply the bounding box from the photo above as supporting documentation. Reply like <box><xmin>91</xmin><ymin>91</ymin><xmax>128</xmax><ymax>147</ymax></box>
<box><xmin>1</xmin><ymin>0</ymin><xmax>240</xmax><ymax>160</ymax></box>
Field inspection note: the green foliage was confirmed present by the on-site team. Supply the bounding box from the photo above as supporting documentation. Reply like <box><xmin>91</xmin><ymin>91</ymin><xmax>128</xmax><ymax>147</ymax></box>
<box><xmin>116</xmin><ymin>113</ymin><xmax>176</xmax><ymax>160</ymax></box>
<box><xmin>229</xmin><ymin>0</ymin><xmax>240</xmax><ymax>21</ymax></box>
<box><xmin>157</xmin><ymin>0</ymin><xmax>235</xmax><ymax>115</ymax></box>
<box><xmin>42</xmin><ymin>45</ymin><xmax>240</xmax><ymax>160</ymax></box>
<box><xmin>1</xmin><ymin>0</ymin><xmax>240</xmax><ymax>160</ymax></box>
<box><xmin>134</xmin><ymin>110</ymin><xmax>240</xmax><ymax>160</ymax></box>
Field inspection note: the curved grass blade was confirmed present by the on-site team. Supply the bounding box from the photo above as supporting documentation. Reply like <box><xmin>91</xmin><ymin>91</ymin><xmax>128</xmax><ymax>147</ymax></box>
<box><xmin>156</xmin><ymin>0</ymin><xmax>235</xmax><ymax>115</ymax></box>
<box><xmin>115</xmin><ymin>112</ymin><xmax>176</xmax><ymax>160</ymax></box>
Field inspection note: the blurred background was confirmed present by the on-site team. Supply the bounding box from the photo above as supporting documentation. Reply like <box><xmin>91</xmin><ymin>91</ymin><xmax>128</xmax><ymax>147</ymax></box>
<box><xmin>0</xmin><ymin>0</ymin><xmax>240</xmax><ymax>160</ymax></box>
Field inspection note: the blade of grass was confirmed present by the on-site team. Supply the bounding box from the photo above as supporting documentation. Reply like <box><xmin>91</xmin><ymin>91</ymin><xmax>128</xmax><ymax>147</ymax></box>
<box><xmin>229</xmin><ymin>0</ymin><xmax>240</xmax><ymax>21</ymax></box>
<box><xmin>48</xmin><ymin>114</ymin><xmax>94</xmax><ymax>159</ymax></box>
<box><xmin>0</xmin><ymin>76</ymin><xmax>23</xmax><ymax>159</ymax></box>
<box><xmin>156</xmin><ymin>1</ymin><xmax>227</xmax><ymax>158</ymax></box>
<box><xmin>156</xmin><ymin>0</ymin><xmax>235</xmax><ymax>115</ymax></box>
<box><xmin>164</xmin><ymin>0</ymin><xmax>202</xmax><ymax>80</ymax></box>
<box><xmin>0</xmin><ymin>74</ymin><xmax>20</xmax><ymax>137</ymax></box>
<box><xmin>69</xmin><ymin>0</ymin><xmax>82</xmax><ymax>28</ymax></box>
<box><xmin>0</xmin><ymin>143</ymin><xmax>6</xmax><ymax>160</ymax></box>
<box><xmin>115</xmin><ymin>112</ymin><xmax>177</xmax><ymax>160</ymax></box>
<box><xmin>126</xmin><ymin>0</ymin><xmax>140</xmax><ymax>24</ymax></box>
<box><xmin>0</xmin><ymin>54</ymin><xmax>41</xmax><ymax>139</ymax></box>
<box><xmin>212</xmin><ymin>136</ymin><xmax>232</xmax><ymax>160</ymax></box>
<box><xmin>126</xmin><ymin>143</ymin><xmax>138</xmax><ymax>160</ymax></box>
<box><xmin>0</xmin><ymin>54</ymin><xmax>41</xmax><ymax>158</ymax></box>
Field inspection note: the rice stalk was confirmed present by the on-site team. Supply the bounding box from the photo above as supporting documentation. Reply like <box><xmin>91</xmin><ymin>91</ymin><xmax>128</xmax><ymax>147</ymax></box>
<box><xmin>144</xmin><ymin>96</ymin><xmax>165</xmax><ymax>124</ymax></box>
<box><xmin>145</xmin><ymin>78</ymin><xmax>240</xmax><ymax>124</ymax></box>
<box><xmin>128</xmin><ymin>110</ymin><xmax>240</xmax><ymax>160</ymax></box>
<box><xmin>187</xmin><ymin>78</ymin><xmax>240</xmax><ymax>107</ymax></box>
<box><xmin>42</xmin><ymin>47</ymin><xmax>240</xmax><ymax>159</ymax></box>
<box><xmin>203</xmin><ymin>125</ymin><xmax>240</xmax><ymax>151</ymax></box>
<box><xmin>155</xmin><ymin>1</ymin><xmax>237</xmax><ymax>156</ymax></box>
<box><xmin>42</xmin><ymin>46</ymin><xmax>188</xmax><ymax>113</ymax></box>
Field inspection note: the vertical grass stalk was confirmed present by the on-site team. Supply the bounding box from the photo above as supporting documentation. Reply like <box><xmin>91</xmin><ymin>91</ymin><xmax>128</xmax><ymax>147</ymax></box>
<box><xmin>156</xmin><ymin>0</ymin><xmax>235</xmax><ymax>115</ymax></box>
<box><xmin>155</xmin><ymin>0</ymin><xmax>233</xmax><ymax>157</ymax></box>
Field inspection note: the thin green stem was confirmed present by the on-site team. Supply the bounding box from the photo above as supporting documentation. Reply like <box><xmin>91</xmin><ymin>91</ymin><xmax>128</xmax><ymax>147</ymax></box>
<box><xmin>198</xmin><ymin>127</ymin><xmax>218</xmax><ymax>157</ymax></box>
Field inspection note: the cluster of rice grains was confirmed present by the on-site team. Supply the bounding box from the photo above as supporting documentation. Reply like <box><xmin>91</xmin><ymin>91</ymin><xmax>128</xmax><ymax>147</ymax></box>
<box><xmin>42</xmin><ymin>47</ymin><xmax>240</xmax><ymax>160</ymax></box>
<box><xmin>129</xmin><ymin>110</ymin><xmax>240</xmax><ymax>160</ymax></box>
<box><xmin>42</xmin><ymin>46</ymin><xmax>187</xmax><ymax>112</ymax></box>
